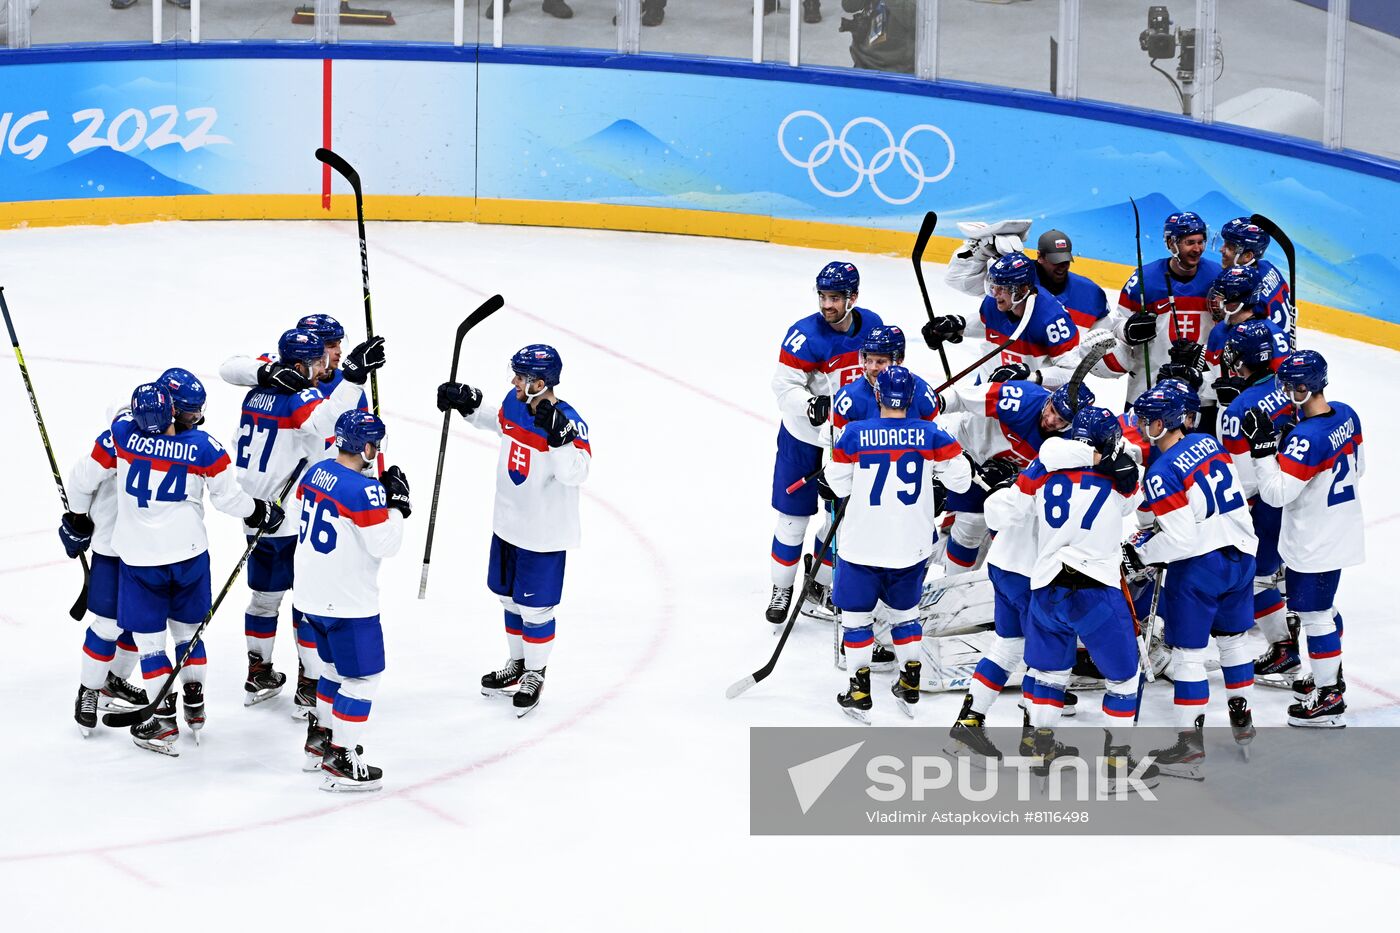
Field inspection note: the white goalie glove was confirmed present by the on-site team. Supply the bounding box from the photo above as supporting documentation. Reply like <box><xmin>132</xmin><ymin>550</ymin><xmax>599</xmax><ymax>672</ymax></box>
<box><xmin>944</xmin><ymin>219</ymin><xmax>1034</xmax><ymax>298</ymax></box>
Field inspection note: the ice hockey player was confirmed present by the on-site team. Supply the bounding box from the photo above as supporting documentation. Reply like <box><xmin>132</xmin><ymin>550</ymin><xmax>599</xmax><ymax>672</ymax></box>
<box><xmin>766</xmin><ymin>262</ymin><xmax>883</xmax><ymax>625</ymax></box>
<box><xmin>1216</xmin><ymin>321</ymin><xmax>1298</xmax><ymax>686</ymax></box>
<box><xmin>63</xmin><ymin>413</ymin><xmax>147</xmax><ymax>735</ymax></box>
<box><xmin>437</xmin><ymin>344</ymin><xmax>591</xmax><ymax>717</ymax></box>
<box><xmin>1205</xmin><ymin>266</ymin><xmax>1292</xmax><ymax>410</ymax></box>
<box><xmin>984</xmin><ymin>406</ymin><xmax>1156</xmax><ymax>789</ymax></box>
<box><xmin>218</xmin><ymin>313</ymin><xmax>373</xmax><ymax>420</ymax></box>
<box><xmin>94</xmin><ymin>381</ymin><xmax>282</xmax><ymax>754</ymax></box>
<box><xmin>1126</xmin><ymin>382</ymin><xmax>1258</xmax><ymax>777</ymax></box>
<box><xmin>293</xmin><ymin>411</ymin><xmax>408</xmax><ymax>790</ymax></box>
<box><xmin>947</xmin><ymin>405</ymin><xmax>1135</xmax><ymax>760</ymax></box>
<box><xmin>232</xmin><ymin>327</ymin><xmax>385</xmax><ymax>714</ymax></box>
<box><xmin>921</xmin><ymin>252</ymin><xmax>1083</xmax><ymax>388</ymax></box>
<box><xmin>1244</xmin><ymin>350</ymin><xmax>1362</xmax><ymax>727</ymax></box>
<box><xmin>934</xmin><ymin>379</ymin><xmax>1095</xmax><ymax>573</ymax></box>
<box><xmin>827</xmin><ymin>325</ymin><xmax>938</xmax><ymax>670</ymax></box>
<box><xmin>1114</xmin><ymin>211</ymin><xmax>1223</xmax><ymax>403</ymax></box>
<box><xmin>822</xmin><ymin>366</ymin><xmax>971</xmax><ymax>722</ymax></box>
<box><xmin>1217</xmin><ymin>217</ymin><xmax>1293</xmax><ymax>335</ymax></box>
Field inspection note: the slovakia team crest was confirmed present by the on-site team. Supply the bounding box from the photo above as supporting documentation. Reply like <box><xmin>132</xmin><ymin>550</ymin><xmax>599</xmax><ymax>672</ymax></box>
<box><xmin>507</xmin><ymin>442</ymin><xmax>531</xmax><ymax>486</ymax></box>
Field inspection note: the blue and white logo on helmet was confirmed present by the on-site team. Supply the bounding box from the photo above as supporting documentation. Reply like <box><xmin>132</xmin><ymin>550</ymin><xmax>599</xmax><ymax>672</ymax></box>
<box><xmin>335</xmin><ymin>410</ymin><xmax>387</xmax><ymax>465</ymax></box>
<box><xmin>1276</xmin><ymin>349</ymin><xmax>1328</xmax><ymax>403</ymax></box>
<box><xmin>875</xmin><ymin>365</ymin><xmax>916</xmax><ymax>411</ymax></box>
<box><xmin>278</xmin><ymin>327</ymin><xmax>327</xmax><ymax>365</ymax></box>
<box><xmin>986</xmin><ymin>252</ymin><xmax>1037</xmax><ymax>304</ymax></box>
<box><xmin>130</xmin><ymin>383</ymin><xmax>174</xmax><ymax>436</ymax></box>
<box><xmin>1220</xmin><ymin>217</ymin><xmax>1270</xmax><ymax>262</ymax></box>
<box><xmin>861</xmin><ymin>325</ymin><xmax>906</xmax><ymax>372</ymax></box>
<box><xmin>1069</xmin><ymin>406</ymin><xmax>1123</xmax><ymax>457</ymax></box>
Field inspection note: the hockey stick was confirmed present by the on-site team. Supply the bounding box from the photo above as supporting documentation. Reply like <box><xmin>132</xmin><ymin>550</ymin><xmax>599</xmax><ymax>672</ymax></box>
<box><xmin>1129</xmin><ymin>197</ymin><xmax>1154</xmax><ymax>387</ymax></box>
<box><xmin>912</xmin><ymin>211</ymin><xmax>953</xmax><ymax>382</ymax></box>
<box><xmin>1248</xmin><ymin>213</ymin><xmax>1298</xmax><ymax>344</ymax></box>
<box><xmin>315</xmin><ymin>147</ymin><xmax>385</xmax><ymax>475</ymax></box>
<box><xmin>1</xmin><ymin>286</ymin><xmax>90</xmax><ymax>621</ymax></box>
<box><xmin>102</xmin><ymin>459</ymin><xmax>308</xmax><ymax>728</ymax></box>
<box><xmin>419</xmin><ymin>293</ymin><xmax>506</xmax><ymax>599</ymax></box>
<box><xmin>727</xmin><ymin>499</ymin><xmax>847</xmax><ymax>699</ymax></box>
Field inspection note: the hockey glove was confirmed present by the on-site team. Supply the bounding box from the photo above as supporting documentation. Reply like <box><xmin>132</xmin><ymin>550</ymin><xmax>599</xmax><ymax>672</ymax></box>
<box><xmin>932</xmin><ymin>478</ymin><xmax>948</xmax><ymax>515</ymax></box>
<box><xmin>533</xmin><ymin>399</ymin><xmax>578</xmax><ymax>449</ymax></box>
<box><xmin>436</xmin><ymin>382</ymin><xmax>482</xmax><ymax>417</ymax></box>
<box><xmin>257</xmin><ymin>360</ymin><xmax>311</xmax><ymax>393</ymax></box>
<box><xmin>921</xmin><ymin>315</ymin><xmax>966</xmax><ymax>350</ymax></box>
<box><xmin>58</xmin><ymin>512</ymin><xmax>95</xmax><ymax>559</ymax></box>
<box><xmin>246</xmin><ymin>499</ymin><xmax>286</xmax><ymax>535</ymax></box>
<box><xmin>342</xmin><ymin>336</ymin><xmax>386</xmax><ymax>386</ymax></box>
<box><xmin>1212</xmin><ymin>374</ymin><xmax>1246</xmax><ymax>407</ymax></box>
<box><xmin>1123</xmin><ymin>310</ymin><xmax>1158</xmax><ymax>346</ymax></box>
<box><xmin>1168</xmin><ymin>338</ymin><xmax>1207</xmax><ymax>373</ymax></box>
<box><xmin>1156</xmin><ymin>362</ymin><xmax>1204</xmax><ymax>392</ymax></box>
<box><xmin>816</xmin><ymin>471</ymin><xmax>837</xmax><ymax>502</ymax></box>
<box><xmin>807</xmin><ymin>394</ymin><xmax>831</xmax><ymax>427</ymax></box>
<box><xmin>381</xmin><ymin>465</ymin><xmax>412</xmax><ymax>518</ymax></box>
<box><xmin>1121</xmin><ymin>542</ymin><xmax>1153</xmax><ymax>584</ymax></box>
<box><xmin>978</xmin><ymin>456</ymin><xmax>1021</xmax><ymax>493</ymax></box>
<box><xmin>988</xmin><ymin>361</ymin><xmax>1032</xmax><ymax>384</ymax></box>
<box><xmin>1241</xmin><ymin>407</ymin><xmax>1279</xmax><ymax>459</ymax></box>
<box><xmin>1098</xmin><ymin>450</ymin><xmax>1140</xmax><ymax>496</ymax></box>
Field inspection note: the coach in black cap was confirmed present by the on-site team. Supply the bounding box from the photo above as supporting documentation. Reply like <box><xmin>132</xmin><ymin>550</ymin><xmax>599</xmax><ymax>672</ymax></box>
<box><xmin>1034</xmin><ymin>228</ymin><xmax>1110</xmax><ymax>334</ymax></box>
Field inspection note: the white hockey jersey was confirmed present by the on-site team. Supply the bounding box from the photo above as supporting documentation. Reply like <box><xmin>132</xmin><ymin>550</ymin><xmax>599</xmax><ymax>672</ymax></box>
<box><xmin>109</xmin><ymin>415</ymin><xmax>255</xmax><ymax>567</ymax></box>
<box><xmin>1255</xmin><ymin>402</ymin><xmax>1364</xmax><ymax>573</ymax></box>
<box><xmin>464</xmin><ymin>391</ymin><xmax>591</xmax><ymax>553</ymax></box>
<box><xmin>984</xmin><ymin>437</ymin><xmax>1098</xmax><ymax>577</ymax></box>
<box><xmin>823</xmin><ymin>417</ymin><xmax>971</xmax><ymax>568</ymax></box>
<box><xmin>293</xmin><ymin>458</ymin><xmax>404</xmax><ymax>617</ymax></box>
<box><xmin>231</xmin><ymin>379</ymin><xmax>363</xmax><ymax>538</ymax></box>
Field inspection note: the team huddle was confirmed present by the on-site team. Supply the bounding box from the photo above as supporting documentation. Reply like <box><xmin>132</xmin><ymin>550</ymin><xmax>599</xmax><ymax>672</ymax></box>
<box><xmin>766</xmin><ymin>212</ymin><xmax>1364</xmax><ymax>783</ymax></box>
<box><xmin>56</xmin><ymin>312</ymin><xmax>590</xmax><ymax>793</ymax></box>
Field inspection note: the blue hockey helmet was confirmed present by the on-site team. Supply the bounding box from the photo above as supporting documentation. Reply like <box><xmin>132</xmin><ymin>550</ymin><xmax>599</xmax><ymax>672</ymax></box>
<box><xmin>1069</xmin><ymin>406</ymin><xmax>1123</xmax><ymax>457</ymax></box>
<box><xmin>874</xmin><ymin>365</ymin><xmax>917</xmax><ymax>410</ymax></box>
<box><xmin>1154</xmin><ymin>377</ymin><xmax>1201</xmax><ymax>416</ymax></box>
<box><xmin>1050</xmin><ymin>383</ymin><xmax>1096</xmax><ymax>423</ymax></box>
<box><xmin>987</xmin><ymin>252</ymin><xmax>1037</xmax><ymax>290</ymax></box>
<box><xmin>511</xmin><ymin>344</ymin><xmax>563</xmax><ymax>388</ymax></box>
<box><xmin>861</xmin><ymin>325</ymin><xmax>906</xmax><ymax>363</ymax></box>
<box><xmin>130</xmin><ymin>383</ymin><xmax>174</xmax><ymax>436</ymax></box>
<box><xmin>1220</xmin><ymin>217</ymin><xmax>1270</xmax><ymax>259</ymax></box>
<box><xmin>1209</xmin><ymin>265</ymin><xmax>1263</xmax><ymax>307</ymax></box>
<box><xmin>278</xmin><ymin>328</ymin><xmax>327</xmax><ymax>364</ymax></box>
<box><xmin>335</xmin><ymin>409</ymin><xmax>387</xmax><ymax>454</ymax></box>
<box><xmin>1164</xmin><ymin>211</ymin><xmax>1209</xmax><ymax>243</ymax></box>
<box><xmin>1222</xmin><ymin>319</ymin><xmax>1276</xmax><ymax>374</ymax></box>
<box><xmin>158</xmin><ymin>367</ymin><xmax>206</xmax><ymax>414</ymax></box>
<box><xmin>1133</xmin><ymin>384</ymin><xmax>1188</xmax><ymax>432</ymax></box>
<box><xmin>295</xmin><ymin>313</ymin><xmax>346</xmax><ymax>344</ymax></box>
<box><xmin>816</xmin><ymin>261</ymin><xmax>860</xmax><ymax>295</ymax></box>
<box><xmin>1276</xmin><ymin>349</ymin><xmax>1328</xmax><ymax>398</ymax></box>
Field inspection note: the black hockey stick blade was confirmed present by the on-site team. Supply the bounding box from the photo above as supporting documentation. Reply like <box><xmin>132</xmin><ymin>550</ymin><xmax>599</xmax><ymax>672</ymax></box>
<box><xmin>1249</xmin><ymin>213</ymin><xmax>1298</xmax><ymax>336</ymax></box>
<box><xmin>315</xmin><ymin>147</ymin><xmax>362</xmax><ymax>195</ymax></box>
<box><xmin>69</xmin><ymin>570</ymin><xmax>89</xmax><ymax>621</ymax></box>
<box><xmin>911</xmin><ymin>211</ymin><xmax>953</xmax><ymax>381</ymax></box>
<box><xmin>1065</xmin><ymin>334</ymin><xmax>1117</xmax><ymax>417</ymax></box>
<box><xmin>420</xmin><ymin>294</ymin><xmax>507</xmax><ymax>598</ymax></box>
<box><xmin>102</xmin><ymin>459</ymin><xmax>307</xmax><ymax>728</ymax></box>
<box><xmin>1129</xmin><ymin>197</ymin><xmax>1155</xmax><ymax>386</ymax></box>
<box><xmin>727</xmin><ymin>501</ymin><xmax>847</xmax><ymax>699</ymax></box>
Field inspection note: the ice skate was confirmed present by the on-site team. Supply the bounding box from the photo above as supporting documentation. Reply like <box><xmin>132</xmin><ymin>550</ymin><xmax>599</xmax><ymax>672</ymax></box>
<box><xmin>1067</xmin><ymin>648</ymin><xmax>1106</xmax><ymax>691</ymax></box>
<box><xmin>291</xmin><ymin>667</ymin><xmax>317</xmax><ymax>721</ymax></box>
<box><xmin>837</xmin><ymin>667</ymin><xmax>872</xmax><ymax>724</ymax></box>
<box><xmin>1149</xmin><ymin>716</ymin><xmax>1204</xmax><ymax>781</ymax></box>
<box><xmin>244</xmin><ymin>651</ymin><xmax>286</xmax><ymax>706</ymax></box>
<box><xmin>1228</xmin><ymin>696</ymin><xmax>1256</xmax><ymax>755</ymax></box>
<box><xmin>1103</xmin><ymin>730</ymin><xmax>1161</xmax><ymax>793</ymax></box>
<box><xmin>321</xmin><ymin>743</ymin><xmax>383</xmax><ymax>792</ymax></box>
<box><xmin>891</xmin><ymin>660</ymin><xmax>920</xmax><ymax>718</ymax></box>
<box><xmin>131</xmin><ymin>694</ymin><xmax>180</xmax><ymax>757</ymax></box>
<box><xmin>1292</xmin><ymin>666</ymin><xmax>1346</xmax><ymax>703</ymax></box>
<box><xmin>303</xmin><ymin>714</ymin><xmax>331</xmax><ymax>772</ymax></box>
<box><xmin>946</xmin><ymin>693</ymin><xmax>1003</xmax><ymax>764</ymax></box>
<box><xmin>481</xmin><ymin>657</ymin><xmax>525</xmax><ymax>697</ymax></box>
<box><xmin>765</xmin><ymin>584</ymin><xmax>793</xmax><ymax>626</ymax></box>
<box><xmin>75</xmin><ymin>686</ymin><xmax>99</xmax><ymax>738</ymax></box>
<box><xmin>98</xmin><ymin>672</ymin><xmax>148</xmax><ymax>712</ymax></box>
<box><xmin>513</xmin><ymin>668</ymin><xmax>546</xmax><ymax>717</ymax></box>
<box><xmin>181</xmin><ymin>682</ymin><xmax>205</xmax><ymax>744</ymax></box>
<box><xmin>1288</xmin><ymin>684</ymin><xmax>1346</xmax><ymax>728</ymax></box>
<box><xmin>1027</xmin><ymin>728</ymin><xmax>1079</xmax><ymax>778</ymax></box>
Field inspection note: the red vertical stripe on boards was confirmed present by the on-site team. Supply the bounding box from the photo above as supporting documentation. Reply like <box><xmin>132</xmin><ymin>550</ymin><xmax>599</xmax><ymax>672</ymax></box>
<box><xmin>321</xmin><ymin>59</ymin><xmax>333</xmax><ymax>210</ymax></box>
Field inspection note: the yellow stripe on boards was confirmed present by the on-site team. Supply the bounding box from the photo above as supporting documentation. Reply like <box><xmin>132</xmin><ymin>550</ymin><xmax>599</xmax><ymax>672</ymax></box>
<box><xmin>1</xmin><ymin>194</ymin><xmax>1396</xmax><ymax>351</ymax></box>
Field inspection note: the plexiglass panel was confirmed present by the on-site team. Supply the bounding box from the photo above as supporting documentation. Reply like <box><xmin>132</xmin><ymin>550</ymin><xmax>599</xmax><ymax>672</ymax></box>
<box><xmin>1342</xmin><ymin>4</ymin><xmax>1400</xmax><ymax>161</ymax></box>
<box><xmin>27</xmin><ymin>0</ymin><xmax>167</xmax><ymax>46</ymax></box>
<box><xmin>937</xmin><ymin>0</ymin><xmax>1058</xmax><ymax>92</ymax></box>
<box><xmin>801</xmin><ymin>0</ymin><xmax>918</xmax><ymax>75</ymax></box>
<box><xmin>1211</xmin><ymin>0</ymin><xmax>1327</xmax><ymax>143</ymax></box>
<box><xmin>489</xmin><ymin>0</ymin><xmax>615</xmax><ymax>50</ymax></box>
<box><xmin>1078</xmin><ymin>0</ymin><xmax>1196</xmax><ymax>115</ymax></box>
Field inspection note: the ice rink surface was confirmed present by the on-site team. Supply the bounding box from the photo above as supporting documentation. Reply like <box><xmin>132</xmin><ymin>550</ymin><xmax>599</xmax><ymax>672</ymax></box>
<box><xmin>3</xmin><ymin>219</ymin><xmax>1398</xmax><ymax>925</ymax></box>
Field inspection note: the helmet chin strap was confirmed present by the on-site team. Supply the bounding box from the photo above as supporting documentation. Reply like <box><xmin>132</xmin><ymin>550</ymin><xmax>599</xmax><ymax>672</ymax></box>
<box><xmin>525</xmin><ymin>379</ymin><xmax>549</xmax><ymax>403</ymax></box>
<box><xmin>1144</xmin><ymin>419</ymin><xmax>1170</xmax><ymax>443</ymax></box>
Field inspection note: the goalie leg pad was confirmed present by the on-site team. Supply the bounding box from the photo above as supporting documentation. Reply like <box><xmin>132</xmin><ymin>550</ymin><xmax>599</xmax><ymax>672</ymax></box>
<box><xmin>920</xmin><ymin>629</ymin><xmax>1002</xmax><ymax>693</ymax></box>
<box><xmin>920</xmin><ymin>568</ymin><xmax>995</xmax><ymax>637</ymax></box>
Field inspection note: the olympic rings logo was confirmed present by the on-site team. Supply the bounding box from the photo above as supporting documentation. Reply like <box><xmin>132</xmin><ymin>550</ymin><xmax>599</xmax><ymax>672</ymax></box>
<box><xmin>777</xmin><ymin>111</ymin><xmax>956</xmax><ymax>206</ymax></box>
